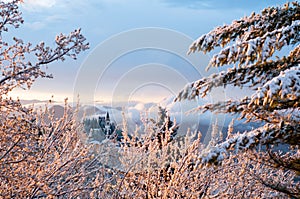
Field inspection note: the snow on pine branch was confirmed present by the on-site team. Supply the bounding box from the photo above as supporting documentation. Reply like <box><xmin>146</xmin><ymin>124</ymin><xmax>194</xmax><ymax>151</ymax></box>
<box><xmin>175</xmin><ymin>54</ymin><xmax>300</xmax><ymax>101</ymax></box>
<box><xmin>188</xmin><ymin>2</ymin><xmax>300</xmax><ymax>55</ymax></box>
<box><xmin>184</xmin><ymin>96</ymin><xmax>299</xmax><ymax>125</ymax></box>
<box><xmin>175</xmin><ymin>71</ymin><xmax>227</xmax><ymax>101</ymax></box>
<box><xmin>175</xmin><ymin>65</ymin><xmax>300</xmax><ymax>123</ymax></box>
<box><xmin>188</xmin><ymin>64</ymin><xmax>300</xmax><ymax>119</ymax></box>
<box><xmin>208</xmin><ymin>20</ymin><xmax>300</xmax><ymax>68</ymax></box>
<box><xmin>249</xmin><ymin>65</ymin><xmax>300</xmax><ymax>108</ymax></box>
<box><xmin>198</xmin><ymin>123</ymin><xmax>300</xmax><ymax>164</ymax></box>
<box><xmin>272</xmin><ymin>108</ymin><xmax>300</xmax><ymax>123</ymax></box>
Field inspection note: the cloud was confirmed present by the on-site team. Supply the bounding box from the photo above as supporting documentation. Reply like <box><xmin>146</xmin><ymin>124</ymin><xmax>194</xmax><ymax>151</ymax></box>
<box><xmin>162</xmin><ymin>0</ymin><xmax>287</xmax><ymax>10</ymax></box>
<box><xmin>24</xmin><ymin>21</ymin><xmax>45</xmax><ymax>30</ymax></box>
<box><xmin>22</xmin><ymin>0</ymin><xmax>57</xmax><ymax>11</ymax></box>
<box><xmin>23</xmin><ymin>14</ymin><xmax>65</xmax><ymax>30</ymax></box>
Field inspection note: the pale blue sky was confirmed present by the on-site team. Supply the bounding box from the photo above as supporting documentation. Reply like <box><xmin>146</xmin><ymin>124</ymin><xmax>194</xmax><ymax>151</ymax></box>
<box><xmin>7</xmin><ymin>0</ymin><xmax>288</xmax><ymax>103</ymax></box>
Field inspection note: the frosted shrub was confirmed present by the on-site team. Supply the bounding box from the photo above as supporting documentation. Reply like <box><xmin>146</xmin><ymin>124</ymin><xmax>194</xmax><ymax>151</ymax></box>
<box><xmin>0</xmin><ymin>1</ymin><xmax>107</xmax><ymax>198</ymax></box>
<box><xmin>0</xmin><ymin>1</ymin><xmax>299</xmax><ymax>198</ymax></box>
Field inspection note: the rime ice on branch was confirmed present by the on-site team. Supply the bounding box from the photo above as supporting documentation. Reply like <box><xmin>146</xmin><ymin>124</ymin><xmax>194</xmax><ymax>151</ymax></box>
<box><xmin>0</xmin><ymin>1</ymin><xmax>103</xmax><ymax>198</ymax></box>
<box><xmin>0</xmin><ymin>1</ymin><xmax>89</xmax><ymax>94</ymax></box>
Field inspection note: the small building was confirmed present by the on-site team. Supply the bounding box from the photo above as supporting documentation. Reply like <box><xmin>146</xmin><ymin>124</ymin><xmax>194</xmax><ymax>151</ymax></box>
<box><xmin>85</xmin><ymin>112</ymin><xmax>116</xmax><ymax>143</ymax></box>
<box><xmin>98</xmin><ymin>112</ymin><xmax>116</xmax><ymax>137</ymax></box>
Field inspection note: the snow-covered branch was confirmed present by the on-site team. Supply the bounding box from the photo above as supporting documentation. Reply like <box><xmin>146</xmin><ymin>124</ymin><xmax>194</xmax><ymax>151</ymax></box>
<box><xmin>208</xmin><ymin>20</ymin><xmax>300</xmax><ymax>68</ymax></box>
<box><xmin>198</xmin><ymin>123</ymin><xmax>300</xmax><ymax>164</ymax></box>
<box><xmin>189</xmin><ymin>2</ymin><xmax>300</xmax><ymax>55</ymax></box>
<box><xmin>0</xmin><ymin>29</ymin><xmax>89</xmax><ymax>93</ymax></box>
<box><xmin>176</xmin><ymin>45</ymin><xmax>300</xmax><ymax>101</ymax></box>
<box><xmin>249</xmin><ymin>65</ymin><xmax>300</xmax><ymax>109</ymax></box>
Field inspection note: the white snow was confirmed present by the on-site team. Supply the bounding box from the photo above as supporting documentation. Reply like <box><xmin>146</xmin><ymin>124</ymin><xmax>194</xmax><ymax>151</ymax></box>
<box><xmin>251</xmin><ymin>65</ymin><xmax>300</xmax><ymax>104</ymax></box>
<box><xmin>189</xmin><ymin>19</ymin><xmax>300</xmax><ymax>68</ymax></box>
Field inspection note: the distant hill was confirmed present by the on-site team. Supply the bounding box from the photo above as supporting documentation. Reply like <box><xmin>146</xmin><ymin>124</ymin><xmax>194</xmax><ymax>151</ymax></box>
<box><xmin>49</xmin><ymin>105</ymin><xmax>65</xmax><ymax>119</ymax></box>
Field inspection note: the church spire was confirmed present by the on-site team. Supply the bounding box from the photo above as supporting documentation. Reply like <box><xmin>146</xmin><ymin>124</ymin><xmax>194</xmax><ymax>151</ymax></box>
<box><xmin>105</xmin><ymin>112</ymin><xmax>110</xmax><ymax>121</ymax></box>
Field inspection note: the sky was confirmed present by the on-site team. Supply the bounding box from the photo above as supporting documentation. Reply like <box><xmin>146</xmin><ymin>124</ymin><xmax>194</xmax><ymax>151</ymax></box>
<box><xmin>6</xmin><ymin>0</ymin><xmax>288</xmax><ymax>104</ymax></box>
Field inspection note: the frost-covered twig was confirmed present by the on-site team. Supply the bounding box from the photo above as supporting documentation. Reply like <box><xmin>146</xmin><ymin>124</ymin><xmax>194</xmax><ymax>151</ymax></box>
<box><xmin>0</xmin><ymin>29</ymin><xmax>89</xmax><ymax>94</ymax></box>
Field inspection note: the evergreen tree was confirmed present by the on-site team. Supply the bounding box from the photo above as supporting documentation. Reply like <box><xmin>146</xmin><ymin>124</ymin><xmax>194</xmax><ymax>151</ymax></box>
<box><xmin>153</xmin><ymin>106</ymin><xmax>179</xmax><ymax>149</ymax></box>
<box><xmin>176</xmin><ymin>2</ymin><xmax>299</xmax><ymax>196</ymax></box>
